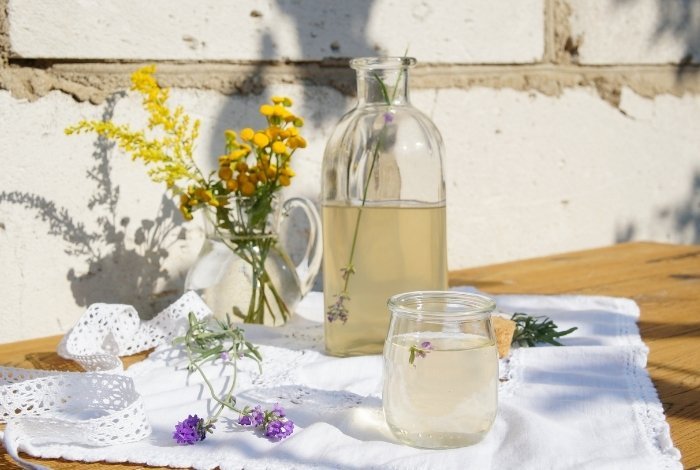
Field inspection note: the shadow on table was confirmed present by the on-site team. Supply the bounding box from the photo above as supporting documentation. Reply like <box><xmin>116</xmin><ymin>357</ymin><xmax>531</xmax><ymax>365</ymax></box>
<box><xmin>647</xmin><ymin>361</ymin><xmax>700</xmax><ymax>421</ymax></box>
<box><xmin>638</xmin><ymin>320</ymin><xmax>700</xmax><ymax>338</ymax></box>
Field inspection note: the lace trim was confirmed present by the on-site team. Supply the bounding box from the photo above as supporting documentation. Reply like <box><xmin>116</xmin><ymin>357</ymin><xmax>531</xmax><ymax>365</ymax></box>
<box><xmin>1</xmin><ymin>292</ymin><xmax>212</xmax><ymax>469</ymax></box>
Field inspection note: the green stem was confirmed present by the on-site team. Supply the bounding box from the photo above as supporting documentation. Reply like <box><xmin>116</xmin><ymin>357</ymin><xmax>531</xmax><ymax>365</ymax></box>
<box><xmin>206</xmin><ymin>201</ymin><xmax>290</xmax><ymax>325</ymax></box>
<box><xmin>187</xmin><ymin>351</ymin><xmax>241</xmax><ymax>418</ymax></box>
<box><xmin>339</xmin><ymin>125</ymin><xmax>389</xmax><ymax>296</ymax></box>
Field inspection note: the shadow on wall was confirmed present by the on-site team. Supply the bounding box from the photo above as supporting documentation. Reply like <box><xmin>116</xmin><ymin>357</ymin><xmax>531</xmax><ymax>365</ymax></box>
<box><xmin>0</xmin><ymin>93</ymin><xmax>186</xmax><ymax>319</ymax></box>
<box><xmin>616</xmin><ymin>169</ymin><xmax>700</xmax><ymax>244</ymax></box>
<box><xmin>614</xmin><ymin>0</ymin><xmax>700</xmax><ymax>76</ymax></box>
<box><xmin>205</xmin><ymin>2</ymin><xmax>381</xmax><ymax>291</ymax></box>
<box><xmin>206</xmin><ymin>0</ymin><xmax>382</xmax><ymax>164</ymax></box>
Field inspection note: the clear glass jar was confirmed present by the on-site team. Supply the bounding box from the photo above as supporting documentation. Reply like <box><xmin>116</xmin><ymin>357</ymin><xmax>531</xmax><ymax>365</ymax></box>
<box><xmin>383</xmin><ymin>291</ymin><xmax>498</xmax><ymax>448</ymax></box>
<box><xmin>322</xmin><ymin>57</ymin><xmax>448</xmax><ymax>356</ymax></box>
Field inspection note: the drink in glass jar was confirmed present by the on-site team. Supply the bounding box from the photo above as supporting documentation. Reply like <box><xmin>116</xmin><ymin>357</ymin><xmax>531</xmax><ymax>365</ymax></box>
<box><xmin>383</xmin><ymin>291</ymin><xmax>498</xmax><ymax>448</ymax></box>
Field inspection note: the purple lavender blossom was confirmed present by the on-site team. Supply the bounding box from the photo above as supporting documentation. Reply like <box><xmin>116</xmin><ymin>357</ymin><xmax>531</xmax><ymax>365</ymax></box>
<box><xmin>220</xmin><ymin>351</ymin><xmax>230</xmax><ymax>361</ymax></box>
<box><xmin>416</xmin><ymin>341</ymin><xmax>433</xmax><ymax>359</ymax></box>
<box><xmin>173</xmin><ymin>415</ymin><xmax>207</xmax><ymax>445</ymax></box>
<box><xmin>272</xmin><ymin>403</ymin><xmax>286</xmax><ymax>418</ymax></box>
<box><xmin>238</xmin><ymin>405</ymin><xmax>265</xmax><ymax>427</ymax></box>
<box><xmin>383</xmin><ymin>112</ymin><xmax>394</xmax><ymax>124</ymax></box>
<box><xmin>237</xmin><ymin>404</ymin><xmax>295</xmax><ymax>440</ymax></box>
<box><xmin>265</xmin><ymin>418</ymin><xmax>295</xmax><ymax>440</ymax></box>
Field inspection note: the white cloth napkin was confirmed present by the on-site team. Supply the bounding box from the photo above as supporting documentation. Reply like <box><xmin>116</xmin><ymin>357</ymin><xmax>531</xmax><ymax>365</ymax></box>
<box><xmin>4</xmin><ymin>289</ymin><xmax>682</xmax><ymax>470</ymax></box>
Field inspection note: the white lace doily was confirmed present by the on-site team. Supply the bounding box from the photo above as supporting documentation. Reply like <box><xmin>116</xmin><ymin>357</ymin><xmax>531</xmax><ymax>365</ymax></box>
<box><xmin>0</xmin><ymin>291</ymin><xmax>211</xmax><ymax>469</ymax></box>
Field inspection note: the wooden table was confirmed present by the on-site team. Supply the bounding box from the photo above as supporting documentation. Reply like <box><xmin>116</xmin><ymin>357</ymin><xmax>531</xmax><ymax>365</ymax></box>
<box><xmin>1</xmin><ymin>242</ymin><xmax>698</xmax><ymax>469</ymax></box>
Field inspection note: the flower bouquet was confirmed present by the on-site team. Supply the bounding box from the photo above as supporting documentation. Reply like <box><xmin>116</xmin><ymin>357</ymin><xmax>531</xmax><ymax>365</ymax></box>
<box><xmin>67</xmin><ymin>66</ymin><xmax>311</xmax><ymax>324</ymax></box>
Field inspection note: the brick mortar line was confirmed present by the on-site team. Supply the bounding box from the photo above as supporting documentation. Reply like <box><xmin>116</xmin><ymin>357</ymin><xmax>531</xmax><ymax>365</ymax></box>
<box><xmin>15</xmin><ymin>60</ymin><xmax>700</xmax><ymax>75</ymax></box>
<box><xmin>1</xmin><ymin>60</ymin><xmax>699</xmax><ymax>107</ymax></box>
<box><xmin>544</xmin><ymin>0</ymin><xmax>556</xmax><ymax>63</ymax></box>
<box><xmin>0</xmin><ymin>0</ymin><xmax>9</xmax><ymax>66</ymax></box>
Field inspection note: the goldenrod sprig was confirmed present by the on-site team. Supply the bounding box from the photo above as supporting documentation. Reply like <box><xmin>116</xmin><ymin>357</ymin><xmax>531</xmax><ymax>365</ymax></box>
<box><xmin>66</xmin><ymin>66</ymin><xmax>204</xmax><ymax>192</ymax></box>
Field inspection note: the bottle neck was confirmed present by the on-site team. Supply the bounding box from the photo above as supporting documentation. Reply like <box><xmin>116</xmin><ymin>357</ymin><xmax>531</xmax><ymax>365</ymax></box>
<box><xmin>355</xmin><ymin>67</ymin><xmax>410</xmax><ymax>106</ymax></box>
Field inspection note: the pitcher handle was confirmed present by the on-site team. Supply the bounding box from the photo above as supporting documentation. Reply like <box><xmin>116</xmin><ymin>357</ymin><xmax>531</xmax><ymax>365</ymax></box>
<box><xmin>281</xmin><ymin>197</ymin><xmax>323</xmax><ymax>296</ymax></box>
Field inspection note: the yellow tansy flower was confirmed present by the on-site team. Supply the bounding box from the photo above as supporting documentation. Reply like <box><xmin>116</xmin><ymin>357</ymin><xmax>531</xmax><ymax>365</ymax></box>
<box><xmin>272</xmin><ymin>105</ymin><xmax>289</xmax><ymax>118</ymax></box>
<box><xmin>260</xmin><ymin>104</ymin><xmax>274</xmax><ymax>116</ymax></box>
<box><xmin>253</xmin><ymin>132</ymin><xmax>270</xmax><ymax>148</ymax></box>
<box><xmin>218</xmin><ymin>166</ymin><xmax>233</xmax><ymax>180</ymax></box>
<box><xmin>231</xmin><ymin>149</ymin><xmax>249</xmax><ymax>160</ymax></box>
<box><xmin>240</xmin><ymin>128</ymin><xmax>255</xmax><ymax>141</ymax></box>
<box><xmin>226</xmin><ymin>179</ymin><xmax>238</xmax><ymax>191</ymax></box>
<box><xmin>241</xmin><ymin>181</ymin><xmax>256</xmax><ymax>196</ymax></box>
<box><xmin>266</xmin><ymin>126</ymin><xmax>281</xmax><ymax>140</ymax></box>
<box><xmin>272</xmin><ymin>141</ymin><xmax>287</xmax><ymax>154</ymax></box>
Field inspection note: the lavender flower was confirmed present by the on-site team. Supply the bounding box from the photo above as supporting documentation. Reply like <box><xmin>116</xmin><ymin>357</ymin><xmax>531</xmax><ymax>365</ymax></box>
<box><xmin>383</xmin><ymin>112</ymin><xmax>394</xmax><ymax>124</ymax></box>
<box><xmin>220</xmin><ymin>351</ymin><xmax>230</xmax><ymax>361</ymax></box>
<box><xmin>265</xmin><ymin>419</ymin><xmax>295</xmax><ymax>440</ymax></box>
<box><xmin>408</xmin><ymin>341</ymin><xmax>433</xmax><ymax>365</ymax></box>
<box><xmin>173</xmin><ymin>415</ymin><xmax>207</xmax><ymax>445</ymax></box>
<box><xmin>237</xmin><ymin>404</ymin><xmax>295</xmax><ymax>440</ymax></box>
<box><xmin>272</xmin><ymin>403</ymin><xmax>286</xmax><ymax>418</ymax></box>
<box><xmin>238</xmin><ymin>405</ymin><xmax>265</xmax><ymax>427</ymax></box>
<box><xmin>417</xmin><ymin>341</ymin><xmax>433</xmax><ymax>358</ymax></box>
<box><xmin>327</xmin><ymin>294</ymin><xmax>349</xmax><ymax>323</ymax></box>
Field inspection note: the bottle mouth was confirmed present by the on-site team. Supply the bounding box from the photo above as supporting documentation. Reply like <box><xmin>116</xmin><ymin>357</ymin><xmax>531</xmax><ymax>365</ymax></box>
<box><xmin>350</xmin><ymin>57</ymin><xmax>417</xmax><ymax>70</ymax></box>
<box><xmin>387</xmin><ymin>291</ymin><xmax>496</xmax><ymax>321</ymax></box>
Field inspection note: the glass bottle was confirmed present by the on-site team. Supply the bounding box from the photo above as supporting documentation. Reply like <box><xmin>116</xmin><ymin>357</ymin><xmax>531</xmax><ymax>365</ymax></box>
<box><xmin>322</xmin><ymin>57</ymin><xmax>448</xmax><ymax>356</ymax></box>
<box><xmin>383</xmin><ymin>291</ymin><xmax>498</xmax><ymax>448</ymax></box>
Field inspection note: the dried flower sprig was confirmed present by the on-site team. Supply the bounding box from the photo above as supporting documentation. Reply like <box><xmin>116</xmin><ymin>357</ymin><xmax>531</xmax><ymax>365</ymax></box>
<box><xmin>173</xmin><ymin>414</ymin><xmax>210</xmax><ymax>445</ymax></box>
<box><xmin>510</xmin><ymin>313</ymin><xmax>578</xmax><ymax>347</ymax></box>
<box><xmin>171</xmin><ymin>313</ymin><xmax>294</xmax><ymax>445</ymax></box>
<box><xmin>325</xmin><ymin>72</ymin><xmax>402</xmax><ymax>323</ymax></box>
<box><xmin>238</xmin><ymin>403</ymin><xmax>294</xmax><ymax>440</ymax></box>
<box><xmin>408</xmin><ymin>341</ymin><xmax>433</xmax><ymax>366</ymax></box>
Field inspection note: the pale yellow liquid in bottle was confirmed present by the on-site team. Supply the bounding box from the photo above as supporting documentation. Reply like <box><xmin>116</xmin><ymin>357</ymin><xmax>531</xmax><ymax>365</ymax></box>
<box><xmin>383</xmin><ymin>333</ymin><xmax>498</xmax><ymax>448</ymax></box>
<box><xmin>322</xmin><ymin>203</ymin><xmax>448</xmax><ymax>356</ymax></box>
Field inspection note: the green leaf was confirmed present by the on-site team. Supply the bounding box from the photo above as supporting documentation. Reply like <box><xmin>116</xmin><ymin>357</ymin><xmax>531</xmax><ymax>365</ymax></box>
<box><xmin>510</xmin><ymin>312</ymin><xmax>578</xmax><ymax>347</ymax></box>
<box><xmin>233</xmin><ymin>306</ymin><xmax>246</xmax><ymax>320</ymax></box>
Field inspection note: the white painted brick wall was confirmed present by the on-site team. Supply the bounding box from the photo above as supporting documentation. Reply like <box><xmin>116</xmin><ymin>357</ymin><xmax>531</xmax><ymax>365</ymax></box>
<box><xmin>2</xmin><ymin>0</ymin><xmax>699</xmax><ymax>342</ymax></box>
<box><xmin>569</xmin><ymin>0</ymin><xmax>700</xmax><ymax>64</ymax></box>
<box><xmin>8</xmin><ymin>0</ymin><xmax>545</xmax><ymax>63</ymax></box>
<box><xmin>2</xmin><ymin>84</ymin><xmax>699</xmax><ymax>342</ymax></box>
